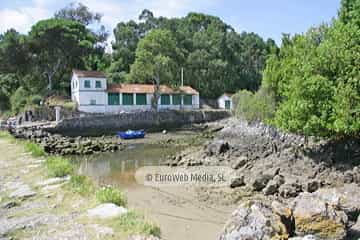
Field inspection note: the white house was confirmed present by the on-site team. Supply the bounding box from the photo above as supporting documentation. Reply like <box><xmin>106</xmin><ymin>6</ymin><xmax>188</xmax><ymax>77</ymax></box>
<box><xmin>217</xmin><ymin>93</ymin><xmax>233</xmax><ymax>110</ymax></box>
<box><xmin>71</xmin><ymin>69</ymin><xmax>200</xmax><ymax>113</ymax></box>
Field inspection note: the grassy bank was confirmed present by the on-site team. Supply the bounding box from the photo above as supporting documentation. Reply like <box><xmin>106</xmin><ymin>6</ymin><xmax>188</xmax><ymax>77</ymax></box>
<box><xmin>0</xmin><ymin>130</ymin><xmax>161</xmax><ymax>239</ymax></box>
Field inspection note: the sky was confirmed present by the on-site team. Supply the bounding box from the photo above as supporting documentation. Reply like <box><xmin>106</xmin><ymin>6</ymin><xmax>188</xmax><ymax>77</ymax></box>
<box><xmin>0</xmin><ymin>0</ymin><xmax>341</xmax><ymax>50</ymax></box>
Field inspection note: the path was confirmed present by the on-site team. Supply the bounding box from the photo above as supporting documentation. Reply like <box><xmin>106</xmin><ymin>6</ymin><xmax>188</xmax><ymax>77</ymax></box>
<box><xmin>0</xmin><ymin>137</ymin><xmax>120</xmax><ymax>240</ymax></box>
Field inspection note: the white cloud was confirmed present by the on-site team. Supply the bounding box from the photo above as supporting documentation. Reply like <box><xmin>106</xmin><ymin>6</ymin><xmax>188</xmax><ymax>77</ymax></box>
<box><xmin>0</xmin><ymin>0</ymin><xmax>220</xmax><ymax>51</ymax></box>
<box><xmin>0</xmin><ymin>2</ymin><xmax>51</xmax><ymax>34</ymax></box>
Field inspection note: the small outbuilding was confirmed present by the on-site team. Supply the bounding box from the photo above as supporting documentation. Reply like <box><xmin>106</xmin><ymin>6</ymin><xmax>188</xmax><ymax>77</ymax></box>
<box><xmin>217</xmin><ymin>93</ymin><xmax>233</xmax><ymax>110</ymax></box>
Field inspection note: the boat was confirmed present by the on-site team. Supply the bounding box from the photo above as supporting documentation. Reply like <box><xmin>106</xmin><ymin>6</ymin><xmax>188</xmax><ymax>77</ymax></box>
<box><xmin>117</xmin><ymin>130</ymin><xmax>145</xmax><ymax>139</ymax></box>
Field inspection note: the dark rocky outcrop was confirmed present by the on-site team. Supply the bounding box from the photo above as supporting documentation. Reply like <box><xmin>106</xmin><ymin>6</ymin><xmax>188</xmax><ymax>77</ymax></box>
<box><xmin>10</xmin><ymin>126</ymin><xmax>122</xmax><ymax>155</ymax></box>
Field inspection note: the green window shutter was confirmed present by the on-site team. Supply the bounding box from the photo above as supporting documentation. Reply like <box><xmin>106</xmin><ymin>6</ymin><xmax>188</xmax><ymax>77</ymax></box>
<box><xmin>95</xmin><ymin>80</ymin><xmax>102</xmax><ymax>88</ymax></box>
<box><xmin>225</xmin><ymin>100</ymin><xmax>231</xmax><ymax>109</ymax></box>
<box><xmin>108</xmin><ymin>93</ymin><xmax>120</xmax><ymax>105</ymax></box>
<box><xmin>123</xmin><ymin>93</ymin><xmax>133</xmax><ymax>105</ymax></box>
<box><xmin>136</xmin><ymin>94</ymin><xmax>147</xmax><ymax>105</ymax></box>
<box><xmin>84</xmin><ymin>80</ymin><xmax>91</xmax><ymax>88</ymax></box>
<box><xmin>172</xmin><ymin>95</ymin><xmax>181</xmax><ymax>105</ymax></box>
<box><xmin>184</xmin><ymin>95</ymin><xmax>192</xmax><ymax>105</ymax></box>
<box><xmin>161</xmin><ymin>94</ymin><xmax>170</xmax><ymax>105</ymax></box>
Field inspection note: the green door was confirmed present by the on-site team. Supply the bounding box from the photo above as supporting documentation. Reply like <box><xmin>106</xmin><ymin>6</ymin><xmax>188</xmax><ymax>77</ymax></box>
<box><xmin>225</xmin><ymin>100</ymin><xmax>231</xmax><ymax>109</ymax></box>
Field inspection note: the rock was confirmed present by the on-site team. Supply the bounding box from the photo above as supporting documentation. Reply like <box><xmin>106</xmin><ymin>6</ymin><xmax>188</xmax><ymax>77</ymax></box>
<box><xmin>348</xmin><ymin>215</ymin><xmax>360</xmax><ymax>239</ymax></box>
<box><xmin>291</xmin><ymin>192</ymin><xmax>348</xmax><ymax>240</ymax></box>
<box><xmin>219</xmin><ymin>201</ymin><xmax>289</xmax><ymax>240</ymax></box>
<box><xmin>9</xmin><ymin>184</ymin><xmax>36</xmax><ymax>199</ymax></box>
<box><xmin>271</xmin><ymin>201</ymin><xmax>295</xmax><ymax>236</ymax></box>
<box><xmin>90</xmin><ymin>224</ymin><xmax>114</xmax><ymax>237</ymax></box>
<box><xmin>249</xmin><ymin>174</ymin><xmax>273</xmax><ymax>191</ymax></box>
<box><xmin>87</xmin><ymin>203</ymin><xmax>128</xmax><ymax>219</ymax></box>
<box><xmin>303</xmin><ymin>180</ymin><xmax>321</xmax><ymax>193</ymax></box>
<box><xmin>231</xmin><ymin>156</ymin><xmax>248</xmax><ymax>169</ymax></box>
<box><xmin>288</xmin><ymin>235</ymin><xmax>318</xmax><ymax>240</ymax></box>
<box><xmin>313</xmin><ymin>184</ymin><xmax>360</xmax><ymax>220</ymax></box>
<box><xmin>206</xmin><ymin>140</ymin><xmax>230</xmax><ymax>156</ymax></box>
<box><xmin>263</xmin><ymin>180</ymin><xmax>279</xmax><ymax>195</ymax></box>
<box><xmin>229</xmin><ymin>175</ymin><xmax>245</xmax><ymax>188</ymax></box>
<box><xmin>279</xmin><ymin>183</ymin><xmax>302</xmax><ymax>199</ymax></box>
<box><xmin>128</xmin><ymin>235</ymin><xmax>161</xmax><ymax>240</ymax></box>
<box><xmin>36</xmin><ymin>176</ymin><xmax>70</xmax><ymax>187</ymax></box>
<box><xmin>1</xmin><ymin>201</ymin><xmax>19</xmax><ymax>209</ymax></box>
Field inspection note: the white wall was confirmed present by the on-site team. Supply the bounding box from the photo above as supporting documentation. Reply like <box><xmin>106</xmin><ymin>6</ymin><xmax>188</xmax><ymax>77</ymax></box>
<box><xmin>72</xmin><ymin>73</ymin><xmax>200</xmax><ymax>113</ymax></box>
<box><xmin>218</xmin><ymin>95</ymin><xmax>233</xmax><ymax>110</ymax></box>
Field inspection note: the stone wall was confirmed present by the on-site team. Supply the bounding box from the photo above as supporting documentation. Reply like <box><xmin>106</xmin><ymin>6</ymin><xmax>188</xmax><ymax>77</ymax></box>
<box><xmin>45</xmin><ymin>110</ymin><xmax>231</xmax><ymax>136</ymax></box>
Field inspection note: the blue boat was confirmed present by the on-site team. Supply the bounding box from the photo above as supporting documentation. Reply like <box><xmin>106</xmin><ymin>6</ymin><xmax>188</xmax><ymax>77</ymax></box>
<box><xmin>117</xmin><ymin>130</ymin><xmax>145</xmax><ymax>139</ymax></box>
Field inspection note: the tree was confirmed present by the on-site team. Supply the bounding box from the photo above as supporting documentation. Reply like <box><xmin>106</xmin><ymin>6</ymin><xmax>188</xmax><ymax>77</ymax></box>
<box><xmin>109</xmin><ymin>10</ymin><xmax>273</xmax><ymax>97</ymax></box>
<box><xmin>29</xmin><ymin>19</ymin><xmax>95</xmax><ymax>93</ymax></box>
<box><xmin>55</xmin><ymin>2</ymin><xmax>102</xmax><ymax>26</ymax></box>
<box><xmin>55</xmin><ymin>2</ymin><xmax>108</xmax><ymax>70</ymax></box>
<box><xmin>339</xmin><ymin>0</ymin><xmax>360</xmax><ymax>25</ymax></box>
<box><xmin>128</xmin><ymin>29</ymin><xmax>181</xmax><ymax>110</ymax></box>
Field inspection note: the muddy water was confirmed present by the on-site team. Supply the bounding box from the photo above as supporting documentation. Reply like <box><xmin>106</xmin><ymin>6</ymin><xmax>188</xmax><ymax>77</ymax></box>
<box><xmin>72</xmin><ymin>141</ymin><xmax>233</xmax><ymax>240</ymax></box>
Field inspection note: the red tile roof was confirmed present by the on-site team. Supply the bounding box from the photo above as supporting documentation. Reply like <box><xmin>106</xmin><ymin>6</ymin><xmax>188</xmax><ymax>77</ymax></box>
<box><xmin>73</xmin><ymin>69</ymin><xmax>106</xmax><ymax>78</ymax></box>
<box><xmin>107</xmin><ymin>83</ymin><xmax>199</xmax><ymax>95</ymax></box>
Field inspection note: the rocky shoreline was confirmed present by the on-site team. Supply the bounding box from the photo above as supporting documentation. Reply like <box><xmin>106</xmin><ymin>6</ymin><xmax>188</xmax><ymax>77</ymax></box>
<box><xmin>10</xmin><ymin>126</ymin><xmax>122</xmax><ymax>155</ymax></box>
<box><xmin>166</xmin><ymin>118</ymin><xmax>360</xmax><ymax>239</ymax></box>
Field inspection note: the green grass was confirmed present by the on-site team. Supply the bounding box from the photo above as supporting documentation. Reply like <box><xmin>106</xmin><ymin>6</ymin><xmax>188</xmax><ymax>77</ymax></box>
<box><xmin>24</xmin><ymin>142</ymin><xmax>46</xmax><ymax>157</ymax></box>
<box><xmin>96</xmin><ymin>186</ymin><xmax>127</xmax><ymax>207</ymax></box>
<box><xmin>0</xmin><ymin>131</ymin><xmax>12</xmax><ymax>139</ymax></box>
<box><xmin>68</xmin><ymin>175</ymin><xmax>94</xmax><ymax>196</ymax></box>
<box><xmin>114</xmin><ymin>211</ymin><xmax>161</xmax><ymax>237</ymax></box>
<box><xmin>46</xmin><ymin>156</ymin><xmax>73</xmax><ymax>177</ymax></box>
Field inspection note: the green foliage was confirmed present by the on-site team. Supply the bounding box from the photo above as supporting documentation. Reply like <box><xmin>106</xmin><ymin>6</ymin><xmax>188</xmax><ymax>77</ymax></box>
<box><xmin>29</xmin><ymin>95</ymin><xmax>42</xmax><ymax>105</ymax></box>
<box><xmin>24</xmin><ymin>142</ymin><xmax>46</xmax><ymax>157</ymax></box>
<box><xmin>262</xmin><ymin>5</ymin><xmax>360</xmax><ymax>138</ymax></box>
<box><xmin>96</xmin><ymin>186</ymin><xmax>127</xmax><ymax>207</ymax></box>
<box><xmin>339</xmin><ymin>0</ymin><xmax>360</xmax><ymax>26</ymax></box>
<box><xmin>68</xmin><ymin>175</ymin><xmax>94</xmax><ymax>195</ymax></box>
<box><xmin>233</xmin><ymin>88</ymin><xmax>276</xmax><ymax>123</ymax></box>
<box><xmin>29</xmin><ymin>18</ymin><xmax>96</xmax><ymax>92</ymax></box>
<box><xmin>114</xmin><ymin>211</ymin><xmax>161</xmax><ymax>237</ymax></box>
<box><xmin>10</xmin><ymin>87</ymin><xmax>29</xmax><ymax>114</ymax></box>
<box><xmin>46</xmin><ymin>156</ymin><xmax>73</xmax><ymax>177</ymax></box>
<box><xmin>128</xmin><ymin>29</ymin><xmax>180</xmax><ymax>85</ymax></box>
<box><xmin>110</xmin><ymin>10</ymin><xmax>275</xmax><ymax>98</ymax></box>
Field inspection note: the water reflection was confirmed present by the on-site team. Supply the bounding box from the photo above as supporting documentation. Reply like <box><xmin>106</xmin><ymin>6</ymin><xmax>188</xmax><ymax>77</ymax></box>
<box><xmin>71</xmin><ymin>144</ymin><xmax>182</xmax><ymax>187</ymax></box>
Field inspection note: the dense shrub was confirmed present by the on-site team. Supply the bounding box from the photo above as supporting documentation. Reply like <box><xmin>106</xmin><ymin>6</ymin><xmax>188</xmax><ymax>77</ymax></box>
<box><xmin>46</xmin><ymin>156</ymin><xmax>73</xmax><ymax>177</ymax></box>
<box><xmin>10</xmin><ymin>87</ymin><xmax>28</xmax><ymax>114</ymax></box>
<box><xmin>96</xmin><ymin>186</ymin><xmax>127</xmax><ymax>207</ymax></box>
<box><xmin>115</xmin><ymin>211</ymin><xmax>161</xmax><ymax>237</ymax></box>
<box><xmin>68</xmin><ymin>175</ymin><xmax>94</xmax><ymax>195</ymax></box>
<box><xmin>29</xmin><ymin>95</ymin><xmax>43</xmax><ymax>105</ymax></box>
<box><xmin>24</xmin><ymin>142</ymin><xmax>45</xmax><ymax>157</ymax></box>
<box><xmin>233</xmin><ymin>88</ymin><xmax>275</xmax><ymax>123</ymax></box>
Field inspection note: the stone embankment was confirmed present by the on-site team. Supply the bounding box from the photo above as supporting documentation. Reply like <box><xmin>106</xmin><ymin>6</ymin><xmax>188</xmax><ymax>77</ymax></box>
<box><xmin>46</xmin><ymin>109</ymin><xmax>230</xmax><ymax>136</ymax></box>
<box><xmin>166</xmin><ymin>117</ymin><xmax>360</xmax><ymax>239</ymax></box>
<box><xmin>11</xmin><ymin>126</ymin><xmax>121</xmax><ymax>155</ymax></box>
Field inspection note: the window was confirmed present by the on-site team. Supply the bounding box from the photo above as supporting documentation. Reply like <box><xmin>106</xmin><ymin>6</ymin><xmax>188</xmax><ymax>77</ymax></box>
<box><xmin>95</xmin><ymin>80</ymin><xmax>102</xmax><ymax>88</ymax></box>
<box><xmin>172</xmin><ymin>95</ymin><xmax>181</xmax><ymax>105</ymax></box>
<box><xmin>184</xmin><ymin>95</ymin><xmax>192</xmax><ymax>105</ymax></box>
<box><xmin>108</xmin><ymin>93</ymin><xmax>120</xmax><ymax>105</ymax></box>
<box><xmin>225</xmin><ymin>100</ymin><xmax>231</xmax><ymax>109</ymax></box>
<box><xmin>136</xmin><ymin>94</ymin><xmax>147</xmax><ymax>105</ymax></box>
<box><xmin>161</xmin><ymin>94</ymin><xmax>170</xmax><ymax>105</ymax></box>
<box><xmin>84</xmin><ymin>80</ymin><xmax>91</xmax><ymax>88</ymax></box>
<box><xmin>123</xmin><ymin>93</ymin><xmax>133</xmax><ymax>105</ymax></box>
<box><xmin>90</xmin><ymin>99</ymin><xmax>96</xmax><ymax>105</ymax></box>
